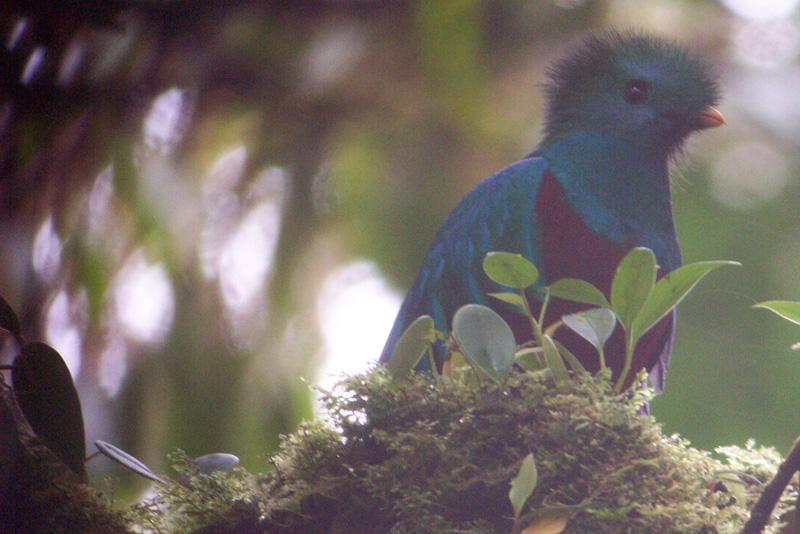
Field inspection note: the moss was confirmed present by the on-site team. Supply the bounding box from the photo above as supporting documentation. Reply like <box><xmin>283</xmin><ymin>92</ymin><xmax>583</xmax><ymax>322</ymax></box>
<box><xmin>3</xmin><ymin>436</ymin><xmax>134</xmax><ymax>534</ymax></box>
<box><xmin>128</xmin><ymin>451</ymin><xmax>261</xmax><ymax>534</ymax></box>
<box><xmin>130</xmin><ymin>367</ymin><xmax>797</xmax><ymax>533</ymax></box>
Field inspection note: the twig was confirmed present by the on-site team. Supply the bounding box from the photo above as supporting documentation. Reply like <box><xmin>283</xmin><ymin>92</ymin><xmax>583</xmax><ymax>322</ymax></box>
<box><xmin>742</xmin><ymin>437</ymin><xmax>800</xmax><ymax>534</ymax></box>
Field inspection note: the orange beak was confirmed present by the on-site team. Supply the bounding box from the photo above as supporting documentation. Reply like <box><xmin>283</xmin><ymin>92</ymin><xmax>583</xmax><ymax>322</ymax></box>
<box><xmin>695</xmin><ymin>106</ymin><xmax>726</xmax><ymax>130</ymax></box>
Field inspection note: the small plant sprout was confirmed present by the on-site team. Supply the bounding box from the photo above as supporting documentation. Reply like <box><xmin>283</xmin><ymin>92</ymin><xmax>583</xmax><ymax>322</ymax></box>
<box><xmin>549</xmin><ymin>248</ymin><xmax>737</xmax><ymax>391</ymax></box>
<box><xmin>482</xmin><ymin>252</ymin><xmax>571</xmax><ymax>385</ymax></box>
<box><xmin>509</xmin><ymin>453</ymin><xmax>537</xmax><ymax>530</ymax></box>
<box><xmin>386</xmin><ymin>248</ymin><xmax>737</xmax><ymax>391</ymax></box>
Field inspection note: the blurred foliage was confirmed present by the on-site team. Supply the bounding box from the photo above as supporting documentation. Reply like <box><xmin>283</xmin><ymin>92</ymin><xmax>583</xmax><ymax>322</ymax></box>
<box><xmin>1</xmin><ymin>0</ymin><xmax>800</xmax><ymax>502</ymax></box>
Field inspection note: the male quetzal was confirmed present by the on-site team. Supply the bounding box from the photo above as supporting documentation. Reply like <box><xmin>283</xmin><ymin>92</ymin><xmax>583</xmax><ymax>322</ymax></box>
<box><xmin>379</xmin><ymin>31</ymin><xmax>724</xmax><ymax>392</ymax></box>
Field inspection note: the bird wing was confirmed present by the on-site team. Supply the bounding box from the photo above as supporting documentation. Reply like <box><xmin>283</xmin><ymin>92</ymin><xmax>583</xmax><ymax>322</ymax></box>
<box><xmin>379</xmin><ymin>156</ymin><xmax>549</xmax><ymax>367</ymax></box>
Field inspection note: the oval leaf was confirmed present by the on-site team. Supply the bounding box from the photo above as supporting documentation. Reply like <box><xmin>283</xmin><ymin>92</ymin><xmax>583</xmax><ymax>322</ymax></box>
<box><xmin>489</xmin><ymin>292</ymin><xmax>527</xmax><ymax>309</ymax></box>
<box><xmin>96</xmin><ymin>440</ymin><xmax>166</xmax><ymax>484</ymax></box>
<box><xmin>452</xmin><ymin>304</ymin><xmax>515</xmax><ymax>384</ymax></box>
<box><xmin>562</xmin><ymin>308</ymin><xmax>617</xmax><ymax>352</ymax></box>
<box><xmin>509</xmin><ymin>453</ymin><xmax>538</xmax><ymax>519</ymax></box>
<box><xmin>386</xmin><ymin>315</ymin><xmax>434</xmax><ymax>378</ymax></box>
<box><xmin>630</xmin><ymin>260</ymin><xmax>738</xmax><ymax>343</ymax></box>
<box><xmin>546</xmin><ymin>278</ymin><xmax>611</xmax><ymax>309</ymax></box>
<box><xmin>754</xmin><ymin>301</ymin><xmax>800</xmax><ymax>326</ymax></box>
<box><xmin>521</xmin><ymin>507</ymin><xmax>576</xmax><ymax>534</ymax></box>
<box><xmin>610</xmin><ymin>247</ymin><xmax>656</xmax><ymax>330</ymax></box>
<box><xmin>13</xmin><ymin>342</ymin><xmax>86</xmax><ymax>481</ymax></box>
<box><xmin>483</xmin><ymin>252</ymin><xmax>539</xmax><ymax>289</ymax></box>
<box><xmin>194</xmin><ymin>453</ymin><xmax>240</xmax><ymax>475</ymax></box>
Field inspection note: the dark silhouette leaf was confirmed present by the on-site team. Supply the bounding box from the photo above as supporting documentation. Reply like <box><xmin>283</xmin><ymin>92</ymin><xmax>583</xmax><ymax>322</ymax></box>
<box><xmin>0</xmin><ymin>296</ymin><xmax>22</xmax><ymax>344</ymax></box>
<box><xmin>12</xmin><ymin>342</ymin><xmax>86</xmax><ymax>481</ymax></box>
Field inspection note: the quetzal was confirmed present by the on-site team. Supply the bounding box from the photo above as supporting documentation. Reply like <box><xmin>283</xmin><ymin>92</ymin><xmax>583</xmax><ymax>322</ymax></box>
<box><xmin>378</xmin><ymin>31</ymin><xmax>724</xmax><ymax>392</ymax></box>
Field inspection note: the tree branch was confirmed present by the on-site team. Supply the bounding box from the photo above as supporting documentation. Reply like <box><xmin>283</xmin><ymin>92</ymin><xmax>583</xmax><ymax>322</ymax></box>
<box><xmin>743</xmin><ymin>437</ymin><xmax>800</xmax><ymax>534</ymax></box>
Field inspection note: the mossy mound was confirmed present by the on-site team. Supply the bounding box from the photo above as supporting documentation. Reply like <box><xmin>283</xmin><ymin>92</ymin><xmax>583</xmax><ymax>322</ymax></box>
<box><xmin>175</xmin><ymin>367</ymin><xmax>791</xmax><ymax>534</ymax></box>
<box><xmin>9</xmin><ymin>365</ymin><xmax>795</xmax><ymax>533</ymax></box>
<box><xmin>125</xmin><ymin>369</ymin><xmax>797</xmax><ymax>534</ymax></box>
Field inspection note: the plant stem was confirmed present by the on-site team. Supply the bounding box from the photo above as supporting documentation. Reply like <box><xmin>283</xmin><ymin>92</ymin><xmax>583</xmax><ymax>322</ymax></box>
<box><xmin>613</xmin><ymin>333</ymin><xmax>635</xmax><ymax>392</ymax></box>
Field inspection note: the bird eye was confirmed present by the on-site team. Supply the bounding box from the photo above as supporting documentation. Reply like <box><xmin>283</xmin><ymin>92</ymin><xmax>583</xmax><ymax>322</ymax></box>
<box><xmin>623</xmin><ymin>79</ymin><xmax>648</xmax><ymax>105</ymax></box>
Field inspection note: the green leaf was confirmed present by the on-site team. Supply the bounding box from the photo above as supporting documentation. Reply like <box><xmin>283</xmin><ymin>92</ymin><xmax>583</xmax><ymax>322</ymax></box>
<box><xmin>488</xmin><ymin>292</ymin><xmax>527</xmax><ymax>309</ymax></box>
<box><xmin>610</xmin><ymin>247</ymin><xmax>656</xmax><ymax>331</ymax></box>
<box><xmin>546</xmin><ymin>278</ymin><xmax>611</xmax><ymax>309</ymax></box>
<box><xmin>552</xmin><ymin>339</ymin><xmax>590</xmax><ymax>379</ymax></box>
<box><xmin>452</xmin><ymin>304</ymin><xmax>515</xmax><ymax>384</ymax></box>
<box><xmin>385</xmin><ymin>315</ymin><xmax>434</xmax><ymax>378</ymax></box>
<box><xmin>754</xmin><ymin>301</ymin><xmax>800</xmax><ymax>326</ymax></box>
<box><xmin>562</xmin><ymin>308</ymin><xmax>616</xmax><ymax>354</ymax></box>
<box><xmin>542</xmin><ymin>335</ymin><xmax>570</xmax><ymax>385</ymax></box>
<box><xmin>515</xmin><ymin>347</ymin><xmax>545</xmax><ymax>372</ymax></box>
<box><xmin>509</xmin><ymin>453</ymin><xmax>538</xmax><ymax>519</ymax></box>
<box><xmin>630</xmin><ymin>260</ymin><xmax>738</xmax><ymax>342</ymax></box>
<box><xmin>483</xmin><ymin>252</ymin><xmax>538</xmax><ymax>289</ymax></box>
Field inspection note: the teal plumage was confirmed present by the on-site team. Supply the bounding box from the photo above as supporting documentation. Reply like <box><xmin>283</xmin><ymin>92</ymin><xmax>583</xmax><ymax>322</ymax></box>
<box><xmin>380</xmin><ymin>31</ymin><xmax>723</xmax><ymax>392</ymax></box>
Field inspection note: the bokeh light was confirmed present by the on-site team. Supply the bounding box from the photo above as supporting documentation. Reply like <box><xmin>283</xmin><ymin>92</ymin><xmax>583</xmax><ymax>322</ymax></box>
<box><xmin>111</xmin><ymin>249</ymin><xmax>174</xmax><ymax>345</ymax></box>
<box><xmin>720</xmin><ymin>0</ymin><xmax>799</xmax><ymax>20</ymax></box>
<box><xmin>709</xmin><ymin>141</ymin><xmax>790</xmax><ymax>211</ymax></box>
<box><xmin>44</xmin><ymin>289</ymin><xmax>87</xmax><ymax>379</ymax></box>
<box><xmin>315</xmin><ymin>260</ymin><xmax>401</xmax><ymax>393</ymax></box>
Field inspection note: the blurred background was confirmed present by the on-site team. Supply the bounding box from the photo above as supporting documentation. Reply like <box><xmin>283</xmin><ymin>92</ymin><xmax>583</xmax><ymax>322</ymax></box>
<box><xmin>1</xmin><ymin>0</ymin><xmax>799</xmax><ymax>499</ymax></box>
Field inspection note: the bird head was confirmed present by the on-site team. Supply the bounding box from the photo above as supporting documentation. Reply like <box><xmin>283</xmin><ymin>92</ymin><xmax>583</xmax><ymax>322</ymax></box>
<box><xmin>541</xmin><ymin>31</ymin><xmax>724</xmax><ymax>156</ymax></box>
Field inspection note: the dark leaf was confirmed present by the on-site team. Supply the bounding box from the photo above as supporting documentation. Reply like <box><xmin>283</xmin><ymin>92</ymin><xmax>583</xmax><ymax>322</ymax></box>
<box><xmin>12</xmin><ymin>342</ymin><xmax>86</xmax><ymax>481</ymax></box>
<box><xmin>0</xmin><ymin>296</ymin><xmax>22</xmax><ymax>344</ymax></box>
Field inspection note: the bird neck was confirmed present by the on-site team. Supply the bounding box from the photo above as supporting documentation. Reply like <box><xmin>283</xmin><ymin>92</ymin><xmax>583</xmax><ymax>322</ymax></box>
<box><xmin>532</xmin><ymin>131</ymin><xmax>680</xmax><ymax>268</ymax></box>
